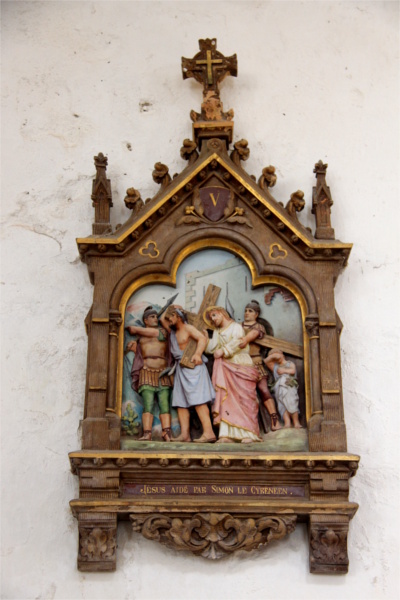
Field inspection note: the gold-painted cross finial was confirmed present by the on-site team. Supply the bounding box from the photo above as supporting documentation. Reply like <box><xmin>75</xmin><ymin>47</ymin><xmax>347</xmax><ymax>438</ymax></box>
<box><xmin>182</xmin><ymin>38</ymin><xmax>237</xmax><ymax>95</ymax></box>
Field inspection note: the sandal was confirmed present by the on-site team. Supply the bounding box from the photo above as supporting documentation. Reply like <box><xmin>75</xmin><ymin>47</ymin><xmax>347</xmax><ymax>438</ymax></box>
<box><xmin>162</xmin><ymin>427</ymin><xmax>172</xmax><ymax>442</ymax></box>
<box><xmin>269</xmin><ymin>413</ymin><xmax>282</xmax><ymax>431</ymax></box>
<box><xmin>139</xmin><ymin>430</ymin><xmax>152</xmax><ymax>441</ymax></box>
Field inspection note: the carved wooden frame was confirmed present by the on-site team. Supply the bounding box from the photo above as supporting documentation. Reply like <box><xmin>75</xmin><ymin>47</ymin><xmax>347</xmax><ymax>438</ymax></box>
<box><xmin>69</xmin><ymin>39</ymin><xmax>359</xmax><ymax>574</ymax></box>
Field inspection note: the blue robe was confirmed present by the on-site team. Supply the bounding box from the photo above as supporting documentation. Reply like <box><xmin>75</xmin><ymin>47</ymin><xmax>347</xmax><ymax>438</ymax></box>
<box><xmin>169</xmin><ymin>331</ymin><xmax>216</xmax><ymax>408</ymax></box>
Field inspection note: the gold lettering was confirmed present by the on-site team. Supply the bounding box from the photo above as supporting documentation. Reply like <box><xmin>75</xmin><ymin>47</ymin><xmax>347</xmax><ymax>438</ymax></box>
<box><xmin>170</xmin><ymin>486</ymin><xmax>188</xmax><ymax>494</ymax></box>
<box><xmin>209</xmin><ymin>192</ymin><xmax>220</xmax><ymax>207</ymax></box>
<box><xmin>211</xmin><ymin>485</ymin><xmax>234</xmax><ymax>494</ymax></box>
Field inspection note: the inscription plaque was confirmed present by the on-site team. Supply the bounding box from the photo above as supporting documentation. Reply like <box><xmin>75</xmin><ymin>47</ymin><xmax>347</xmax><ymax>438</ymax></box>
<box><xmin>123</xmin><ymin>483</ymin><xmax>305</xmax><ymax>498</ymax></box>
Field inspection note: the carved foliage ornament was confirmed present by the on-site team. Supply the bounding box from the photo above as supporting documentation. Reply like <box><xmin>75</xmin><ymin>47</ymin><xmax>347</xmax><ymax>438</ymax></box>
<box><xmin>130</xmin><ymin>512</ymin><xmax>297</xmax><ymax>560</ymax></box>
<box><xmin>79</xmin><ymin>527</ymin><xmax>116</xmax><ymax>562</ymax></box>
<box><xmin>310</xmin><ymin>528</ymin><xmax>349</xmax><ymax>567</ymax></box>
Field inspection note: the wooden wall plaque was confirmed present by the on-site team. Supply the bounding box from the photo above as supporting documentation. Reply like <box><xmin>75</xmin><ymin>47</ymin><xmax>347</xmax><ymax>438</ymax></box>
<box><xmin>69</xmin><ymin>39</ymin><xmax>359</xmax><ymax>574</ymax></box>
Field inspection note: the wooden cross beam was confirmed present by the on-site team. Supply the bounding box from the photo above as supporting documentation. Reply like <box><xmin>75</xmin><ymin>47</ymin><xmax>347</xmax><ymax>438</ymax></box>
<box><xmin>255</xmin><ymin>334</ymin><xmax>304</xmax><ymax>359</ymax></box>
<box><xmin>178</xmin><ymin>283</ymin><xmax>303</xmax><ymax>368</ymax></box>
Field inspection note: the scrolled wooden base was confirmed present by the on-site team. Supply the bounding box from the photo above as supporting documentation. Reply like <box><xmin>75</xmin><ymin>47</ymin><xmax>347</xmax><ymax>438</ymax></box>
<box><xmin>130</xmin><ymin>512</ymin><xmax>297</xmax><ymax>560</ymax></box>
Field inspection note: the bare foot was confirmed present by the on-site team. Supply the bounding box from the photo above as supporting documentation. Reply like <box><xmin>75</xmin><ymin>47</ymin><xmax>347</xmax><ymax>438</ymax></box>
<box><xmin>283</xmin><ymin>423</ymin><xmax>292</xmax><ymax>429</ymax></box>
<box><xmin>294</xmin><ymin>424</ymin><xmax>303</xmax><ymax>429</ymax></box>
<box><xmin>173</xmin><ymin>434</ymin><xmax>192</xmax><ymax>442</ymax></box>
<box><xmin>216</xmin><ymin>437</ymin><xmax>233</xmax><ymax>444</ymax></box>
<box><xmin>193</xmin><ymin>434</ymin><xmax>217</xmax><ymax>443</ymax></box>
<box><xmin>241</xmin><ymin>438</ymin><xmax>254</xmax><ymax>444</ymax></box>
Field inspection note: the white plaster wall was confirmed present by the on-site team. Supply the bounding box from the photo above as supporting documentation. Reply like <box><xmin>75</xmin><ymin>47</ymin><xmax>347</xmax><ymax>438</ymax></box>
<box><xmin>1</xmin><ymin>1</ymin><xmax>399</xmax><ymax>598</ymax></box>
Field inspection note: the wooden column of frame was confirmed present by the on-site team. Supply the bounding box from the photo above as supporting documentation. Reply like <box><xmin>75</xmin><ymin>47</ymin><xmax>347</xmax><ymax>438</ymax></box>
<box><xmin>69</xmin><ymin>39</ymin><xmax>359</xmax><ymax>573</ymax></box>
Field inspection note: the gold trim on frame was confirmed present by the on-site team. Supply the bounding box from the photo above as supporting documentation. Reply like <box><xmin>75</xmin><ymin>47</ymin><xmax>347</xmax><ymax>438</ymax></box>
<box><xmin>116</xmin><ymin>238</ymin><xmax>312</xmax><ymax>422</ymax></box>
<box><xmin>69</xmin><ymin>450</ymin><xmax>360</xmax><ymax>462</ymax></box>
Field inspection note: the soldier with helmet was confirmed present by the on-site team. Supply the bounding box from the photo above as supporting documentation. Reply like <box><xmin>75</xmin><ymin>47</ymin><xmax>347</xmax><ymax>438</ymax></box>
<box><xmin>239</xmin><ymin>300</ymin><xmax>282</xmax><ymax>431</ymax></box>
<box><xmin>128</xmin><ymin>306</ymin><xmax>173</xmax><ymax>441</ymax></box>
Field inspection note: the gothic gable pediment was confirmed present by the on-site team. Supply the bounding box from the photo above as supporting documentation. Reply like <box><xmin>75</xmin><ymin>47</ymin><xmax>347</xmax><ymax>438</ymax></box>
<box><xmin>77</xmin><ymin>139</ymin><xmax>351</xmax><ymax>267</ymax></box>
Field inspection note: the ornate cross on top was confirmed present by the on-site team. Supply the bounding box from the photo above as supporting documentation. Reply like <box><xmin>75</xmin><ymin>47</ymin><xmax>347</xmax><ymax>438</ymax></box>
<box><xmin>182</xmin><ymin>39</ymin><xmax>237</xmax><ymax>126</ymax></box>
<box><xmin>182</xmin><ymin>38</ymin><xmax>237</xmax><ymax>95</ymax></box>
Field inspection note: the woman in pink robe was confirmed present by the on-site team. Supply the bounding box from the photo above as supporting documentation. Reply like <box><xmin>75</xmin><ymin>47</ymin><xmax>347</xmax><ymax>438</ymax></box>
<box><xmin>204</xmin><ymin>307</ymin><xmax>261</xmax><ymax>443</ymax></box>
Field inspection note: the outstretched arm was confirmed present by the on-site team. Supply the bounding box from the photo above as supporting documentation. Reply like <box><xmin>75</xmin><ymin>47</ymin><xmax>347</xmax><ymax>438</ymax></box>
<box><xmin>127</xmin><ymin>325</ymin><xmax>159</xmax><ymax>338</ymax></box>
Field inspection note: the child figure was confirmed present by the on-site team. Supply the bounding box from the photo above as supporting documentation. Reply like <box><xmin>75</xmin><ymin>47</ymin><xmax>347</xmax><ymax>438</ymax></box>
<box><xmin>264</xmin><ymin>348</ymin><xmax>302</xmax><ymax>429</ymax></box>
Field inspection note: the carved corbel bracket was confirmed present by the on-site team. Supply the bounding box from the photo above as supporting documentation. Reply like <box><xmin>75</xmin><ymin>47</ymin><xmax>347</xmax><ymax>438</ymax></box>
<box><xmin>309</xmin><ymin>514</ymin><xmax>349</xmax><ymax>574</ymax></box>
<box><xmin>305</xmin><ymin>313</ymin><xmax>320</xmax><ymax>339</ymax></box>
<box><xmin>130</xmin><ymin>512</ymin><xmax>297</xmax><ymax>560</ymax></box>
<box><xmin>78</xmin><ymin>515</ymin><xmax>117</xmax><ymax>572</ymax></box>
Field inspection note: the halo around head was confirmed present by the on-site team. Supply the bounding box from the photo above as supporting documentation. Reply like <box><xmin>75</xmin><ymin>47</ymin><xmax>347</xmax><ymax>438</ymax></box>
<box><xmin>203</xmin><ymin>306</ymin><xmax>231</xmax><ymax>329</ymax></box>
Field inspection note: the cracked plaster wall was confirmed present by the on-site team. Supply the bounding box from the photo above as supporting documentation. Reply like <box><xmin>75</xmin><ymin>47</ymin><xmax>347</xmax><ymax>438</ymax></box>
<box><xmin>1</xmin><ymin>1</ymin><xmax>399</xmax><ymax>599</ymax></box>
